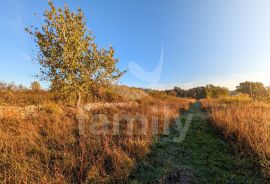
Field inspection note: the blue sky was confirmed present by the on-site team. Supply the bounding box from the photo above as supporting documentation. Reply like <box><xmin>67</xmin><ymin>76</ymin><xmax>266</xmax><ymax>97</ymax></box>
<box><xmin>1</xmin><ymin>0</ymin><xmax>270</xmax><ymax>89</ymax></box>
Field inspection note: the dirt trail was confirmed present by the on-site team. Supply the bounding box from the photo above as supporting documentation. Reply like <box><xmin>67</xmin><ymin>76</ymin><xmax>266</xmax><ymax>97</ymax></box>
<box><xmin>129</xmin><ymin>102</ymin><xmax>263</xmax><ymax>184</ymax></box>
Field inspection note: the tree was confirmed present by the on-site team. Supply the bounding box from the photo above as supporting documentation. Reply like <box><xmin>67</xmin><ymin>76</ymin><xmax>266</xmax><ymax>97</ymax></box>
<box><xmin>26</xmin><ymin>1</ymin><xmax>124</xmax><ymax>108</ymax></box>
<box><xmin>164</xmin><ymin>88</ymin><xmax>177</xmax><ymax>96</ymax></box>
<box><xmin>236</xmin><ymin>81</ymin><xmax>266</xmax><ymax>101</ymax></box>
<box><xmin>173</xmin><ymin>87</ymin><xmax>187</xmax><ymax>97</ymax></box>
<box><xmin>164</xmin><ymin>86</ymin><xmax>207</xmax><ymax>99</ymax></box>
<box><xmin>31</xmin><ymin>81</ymin><xmax>42</xmax><ymax>92</ymax></box>
<box><xmin>206</xmin><ymin>84</ymin><xmax>229</xmax><ymax>98</ymax></box>
<box><xmin>186</xmin><ymin>86</ymin><xmax>207</xmax><ymax>99</ymax></box>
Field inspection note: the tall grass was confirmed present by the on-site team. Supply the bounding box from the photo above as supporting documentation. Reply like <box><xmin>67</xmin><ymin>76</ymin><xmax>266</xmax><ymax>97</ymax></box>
<box><xmin>201</xmin><ymin>97</ymin><xmax>270</xmax><ymax>179</ymax></box>
<box><xmin>0</xmin><ymin>93</ymin><xmax>193</xmax><ymax>183</ymax></box>
<box><xmin>0</xmin><ymin>90</ymin><xmax>52</xmax><ymax>106</ymax></box>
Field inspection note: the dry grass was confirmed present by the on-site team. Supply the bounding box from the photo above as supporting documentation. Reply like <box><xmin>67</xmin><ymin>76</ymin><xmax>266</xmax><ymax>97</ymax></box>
<box><xmin>0</xmin><ymin>93</ymin><xmax>193</xmax><ymax>183</ymax></box>
<box><xmin>0</xmin><ymin>90</ymin><xmax>52</xmax><ymax>106</ymax></box>
<box><xmin>201</xmin><ymin>97</ymin><xmax>270</xmax><ymax>178</ymax></box>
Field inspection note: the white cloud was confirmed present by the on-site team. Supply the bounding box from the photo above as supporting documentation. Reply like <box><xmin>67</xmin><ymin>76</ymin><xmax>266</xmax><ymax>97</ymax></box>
<box><xmin>20</xmin><ymin>52</ymin><xmax>31</xmax><ymax>61</ymax></box>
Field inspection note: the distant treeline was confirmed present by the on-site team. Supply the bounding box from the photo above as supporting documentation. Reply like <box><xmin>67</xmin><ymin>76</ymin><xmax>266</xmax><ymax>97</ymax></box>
<box><xmin>1</xmin><ymin>81</ymin><xmax>270</xmax><ymax>103</ymax></box>
<box><xmin>163</xmin><ymin>85</ymin><xmax>229</xmax><ymax>99</ymax></box>
<box><xmin>161</xmin><ymin>82</ymin><xmax>270</xmax><ymax>101</ymax></box>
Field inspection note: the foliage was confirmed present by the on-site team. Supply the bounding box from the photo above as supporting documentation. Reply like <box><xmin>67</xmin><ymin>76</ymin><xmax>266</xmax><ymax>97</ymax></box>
<box><xmin>30</xmin><ymin>81</ymin><xmax>42</xmax><ymax>92</ymax></box>
<box><xmin>205</xmin><ymin>84</ymin><xmax>229</xmax><ymax>98</ymax></box>
<box><xmin>165</xmin><ymin>85</ymin><xmax>228</xmax><ymax>99</ymax></box>
<box><xmin>0</xmin><ymin>82</ymin><xmax>51</xmax><ymax>106</ymax></box>
<box><xmin>236</xmin><ymin>81</ymin><xmax>269</xmax><ymax>101</ymax></box>
<box><xmin>0</xmin><ymin>81</ymin><xmax>27</xmax><ymax>92</ymax></box>
<box><xmin>26</xmin><ymin>1</ymin><xmax>124</xmax><ymax>107</ymax></box>
<box><xmin>187</xmin><ymin>86</ymin><xmax>207</xmax><ymax>99</ymax></box>
<box><xmin>165</xmin><ymin>86</ymin><xmax>206</xmax><ymax>99</ymax></box>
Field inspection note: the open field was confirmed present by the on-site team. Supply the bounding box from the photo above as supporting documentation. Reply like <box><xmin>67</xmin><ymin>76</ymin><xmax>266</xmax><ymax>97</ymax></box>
<box><xmin>2</xmin><ymin>1</ymin><xmax>270</xmax><ymax>183</ymax></box>
<box><xmin>201</xmin><ymin>97</ymin><xmax>270</xmax><ymax>179</ymax></box>
<box><xmin>2</xmin><ymin>88</ymin><xmax>269</xmax><ymax>183</ymax></box>
<box><xmin>0</xmin><ymin>88</ymin><xmax>193</xmax><ymax>183</ymax></box>
<box><xmin>1</xmin><ymin>86</ymin><xmax>270</xmax><ymax>183</ymax></box>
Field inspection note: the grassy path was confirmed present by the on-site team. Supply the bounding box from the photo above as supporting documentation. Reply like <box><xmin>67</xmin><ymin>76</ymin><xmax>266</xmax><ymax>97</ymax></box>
<box><xmin>129</xmin><ymin>102</ymin><xmax>263</xmax><ymax>184</ymax></box>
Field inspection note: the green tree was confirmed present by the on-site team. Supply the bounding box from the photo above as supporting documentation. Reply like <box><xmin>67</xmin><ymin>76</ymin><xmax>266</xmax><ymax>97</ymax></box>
<box><xmin>31</xmin><ymin>81</ymin><xmax>42</xmax><ymax>92</ymax></box>
<box><xmin>26</xmin><ymin>1</ymin><xmax>124</xmax><ymax>108</ymax></box>
<box><xmin>236</xmin><ymin>81</ymin><xmax>266</xmax><ymax>101</ymax></box>
<box><xmin>186</xmin><ymin>87</ymin><xmax>207</xmax><ymax>99</ymax></box>
<box><xmin>206</xmin><ymin>84</ymin><xmax>229</xmax><ymax>98</ymax></box>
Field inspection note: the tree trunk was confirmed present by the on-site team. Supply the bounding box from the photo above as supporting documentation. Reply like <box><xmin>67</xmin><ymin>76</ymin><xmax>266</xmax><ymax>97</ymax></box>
<box><xmin>76</xmin><ymin>90</ymin><xmax>85</xmax><ymax>182</ymax></box>
<box><xmin>76</xmin><ymin>90</ymin><xmax>82</xmax><ymax>109</ymax></box>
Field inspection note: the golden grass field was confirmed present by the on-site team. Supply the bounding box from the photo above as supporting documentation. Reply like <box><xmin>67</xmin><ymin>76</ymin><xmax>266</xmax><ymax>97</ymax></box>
<box><xmin>201</xmin><ymin>96</ymin><xmax>270</xmax><ymax>178</ymax></box>
<box><xmin>2</xmin><ymin>86</ymin><xmax>270</xmax><ymax>182</ymax></box>
<box><xmin>0</xmin><ymin>89</ymin><xmax>193</xmax><ymax>183</ymax></box>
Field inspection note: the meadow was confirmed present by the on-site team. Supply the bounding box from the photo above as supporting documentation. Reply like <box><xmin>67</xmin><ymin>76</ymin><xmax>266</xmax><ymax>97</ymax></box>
<box><xmin>0</xmin><ymin>84</ymin><xmax>193</xmax><ymax>183</ymax></box>
<box><xmin>1</xmin><ymin>1</ymin><xmax>270</xmax><ymax>183</ymax></box>
<box><xmin>1</xmin><ymin>82</ymin><xmax>270</xmax><ymax>183</ymax></box>
<box><xmin>201</xmin><ymin>96</ymin><xmax>270</xmax><ymax>179</ymax></box>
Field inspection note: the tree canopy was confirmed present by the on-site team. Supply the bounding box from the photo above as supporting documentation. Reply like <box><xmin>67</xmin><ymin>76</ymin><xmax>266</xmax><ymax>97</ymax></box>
<box><xmin>164</xmin><ymin>85</ymin><xmax>229</xmax><ymax>99</ymax></box>
<box><xmin>26</xmin><ymin>1</ymin><xmax>124</xmax><ymax>107</ymax></box>
<box><xmin>206</xmin><ymin>84</ymin><xmax>229</xmax><ymax>98</ymax></box>
<box><xmin>236</xmin><ymin>81</ymin><xmax>268</xmax><ymax>101</ymax></box>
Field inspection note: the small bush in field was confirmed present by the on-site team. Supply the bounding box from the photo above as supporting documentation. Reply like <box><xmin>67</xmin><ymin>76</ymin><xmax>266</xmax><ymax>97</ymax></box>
<box><xmin>40</xmin><ymin>102</ymin><xmax>63</xmax><ymax>115</ymax></box>
<box><xmin>31</xmin><ymin>81</ymin><xmax>42</xmax><ymax>92</ymax></box>
<box><xmin>217</xmin><ymin>93</ymin><xmax>252</xmax><ymax>105</ymax></box>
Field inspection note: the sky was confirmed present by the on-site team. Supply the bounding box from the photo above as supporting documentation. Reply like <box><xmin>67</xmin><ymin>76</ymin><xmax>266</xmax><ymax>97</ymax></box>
<box><xmin>1</xmin><ymin>0</ymin><xmax>270</xmax><ymax>90</ymax></box>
